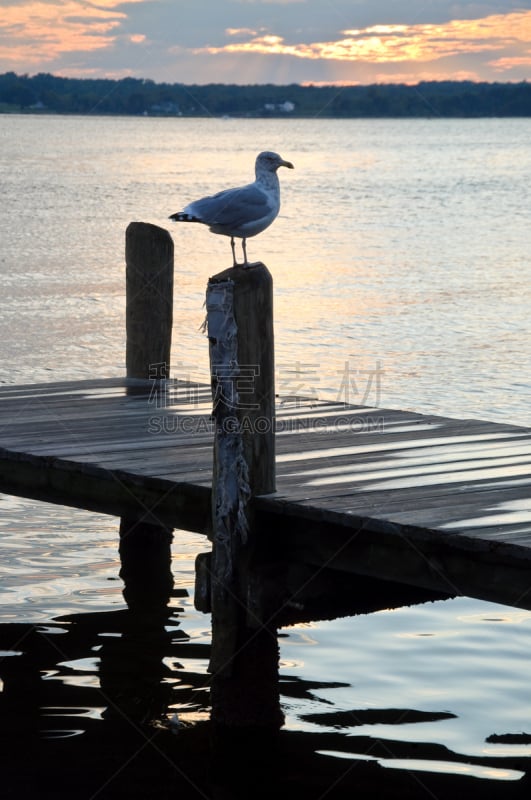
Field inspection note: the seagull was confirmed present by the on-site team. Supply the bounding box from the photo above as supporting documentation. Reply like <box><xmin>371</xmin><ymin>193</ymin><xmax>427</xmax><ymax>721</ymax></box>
<box><xmin>169</xmin><ymin>151</ymin><xmax>294</xmax><ymax>267</ymax></box>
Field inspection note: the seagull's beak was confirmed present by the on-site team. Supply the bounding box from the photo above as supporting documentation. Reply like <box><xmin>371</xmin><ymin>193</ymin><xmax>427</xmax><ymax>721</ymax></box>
<box><xmin>280</xmin><ymin>159</ymin><xmax>294</xmax><ymax>169</ymax></box>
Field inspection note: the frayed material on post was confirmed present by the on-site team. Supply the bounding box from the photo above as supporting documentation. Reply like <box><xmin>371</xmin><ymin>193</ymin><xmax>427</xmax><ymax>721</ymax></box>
<box><xmin>214</xmin><ymin>435</ymin><xmax>251</xmax><ymax>554</ymax></box>
<box><xmin>207</xmin><ymin>279</ymin><xmax>251</xmax><ymax>568</ymax></box>
<box><xmin>206</xmin><ymin>280</ymin><xmax>237</xmax><ymax>347</ymax></box>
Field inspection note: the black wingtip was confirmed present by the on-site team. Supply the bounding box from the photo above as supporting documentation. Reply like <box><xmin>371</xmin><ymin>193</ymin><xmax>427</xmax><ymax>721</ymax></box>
<box><xmin>169</xmin><ymin>212</ymin><xmax>203</xmax><ymax>224</ymax></box>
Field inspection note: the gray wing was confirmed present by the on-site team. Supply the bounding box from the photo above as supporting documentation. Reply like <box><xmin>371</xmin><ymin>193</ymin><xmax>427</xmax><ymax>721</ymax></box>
<box><xmin>185</xmin><ymin>183</ymin><xmax>273</xmax><ymax>228</ymax></box>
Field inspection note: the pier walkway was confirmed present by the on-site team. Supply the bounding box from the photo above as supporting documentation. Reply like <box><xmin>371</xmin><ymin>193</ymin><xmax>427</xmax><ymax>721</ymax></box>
<box><xmin>1</xmin><ymin>376</ymin><xmax>531</xmax><ymax>611</ymax></box>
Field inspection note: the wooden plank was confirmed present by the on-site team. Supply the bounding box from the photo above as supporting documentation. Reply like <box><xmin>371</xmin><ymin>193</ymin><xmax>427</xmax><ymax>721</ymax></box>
<box><xmin>2</xmin><ymin>376</ymin><xmax>531</xmax><ymax>612</ymax></box>
<box><xmin>291</xmin><ymin>484</ymin><xmax>531</xmax><ymax>529</ymax></box>
<box><xmin>0</xmin><ymin>453</ymin><xmax>209</xmax><ymax>531</ymax></box>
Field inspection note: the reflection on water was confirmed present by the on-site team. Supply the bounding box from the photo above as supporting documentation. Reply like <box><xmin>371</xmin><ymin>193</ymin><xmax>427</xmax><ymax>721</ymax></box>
<box><xmin>1</xmin><ymin>116</ymin><xmax>530</xmax><ymax>426</ymax></box>
<box><xmin>2</xmin><ymin>608</ymin><xmax>530</xmax><ymax>797</ymax></box>
<box><xmin>1</xmin><ymin>499</ymin><xmax>531</xmax><ymax>796</ymax></box>
<box><xmin>2</xmin><ymin>116</ymin><xmax>531</xmax><ymax>795</ymax></box>
<box><xmin>318</xmin><ymin>751</ymin><xmax>525</xmax><ymax>782</ymax></box>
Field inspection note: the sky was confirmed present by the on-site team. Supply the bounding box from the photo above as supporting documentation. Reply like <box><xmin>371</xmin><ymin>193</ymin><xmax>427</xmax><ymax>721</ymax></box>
<box><xmin>1</xmin><ymin>0</ymin><xmax>530</xmax><ymax>85</ymax></box>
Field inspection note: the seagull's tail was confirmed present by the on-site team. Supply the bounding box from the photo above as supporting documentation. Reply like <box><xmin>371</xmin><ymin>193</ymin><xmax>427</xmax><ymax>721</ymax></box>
<box><xmin>168</xmin><ymin>212</ymin><xmax>203</xmax><ymax>223</ymax></box>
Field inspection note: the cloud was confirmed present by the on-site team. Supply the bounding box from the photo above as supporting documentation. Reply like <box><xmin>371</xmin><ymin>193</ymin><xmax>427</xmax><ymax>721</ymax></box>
<box><xmin>226</xmin><ymin>27</ymin><xmax>259</xmax><ymax>36</ymax></box>
<box><xmin>199</xmin><ymin>11</ymin><xmax>531</xmax><ymax>66</ymax></box>
<box><xmin>0</xmin><ymin>0</ymin><xmax>148</xmax><ymax>67</ymax></box>
<box><xmin>489</xmin><ymin>55</ymin><xmax>531</xmax><ymax>70</ymax></box>
<box><xmin>0</xmin><ymin>1</ymin><xmax>529</xmax><ymax>84</ymax></box>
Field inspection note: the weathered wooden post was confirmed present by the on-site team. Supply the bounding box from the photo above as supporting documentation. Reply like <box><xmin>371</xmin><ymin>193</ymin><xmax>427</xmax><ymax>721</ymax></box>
<box><xmin>121</xmin><ymin>223</ymin><xmax>175</xmax><ymax>613</ymax></box>
<box><xmin>204</xmin><ymin>261</ymin><xmax>282</xmax><ymax>732</ymax></box>
<box><xmin>118</xmin><ymin>517</ymin><xmax>174</xmax><ymax>613</ymax></box>
<box><xmin>125</xmin><ymin>221</ymin><xmax>174</xmax><ymax>380</ymax></box>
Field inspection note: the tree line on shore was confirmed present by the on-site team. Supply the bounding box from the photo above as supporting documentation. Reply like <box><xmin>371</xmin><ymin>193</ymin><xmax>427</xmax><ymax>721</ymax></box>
<box><xmin>1</xmin><ymin>72</ymin><xmax>530</xmax><ymax>117</ymax></box>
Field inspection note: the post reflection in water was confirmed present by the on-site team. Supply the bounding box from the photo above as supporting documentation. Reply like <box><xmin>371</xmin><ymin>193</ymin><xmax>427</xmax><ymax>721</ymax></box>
<box><xmin>1</xmin><ymin>515</ymin><xmax>531</xmax><ymax>799</ymax></box>
<box><xmin>95</xmin><ymin>518</ymin><xmax>174</xmax><ymax>725</ymax></box>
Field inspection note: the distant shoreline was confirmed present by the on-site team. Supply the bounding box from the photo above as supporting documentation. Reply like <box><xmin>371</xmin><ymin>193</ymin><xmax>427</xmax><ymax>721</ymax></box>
<box><xmin>2</xmin><ymin>111</ymin><xmax>531</xmax><ymax>120</ymax></box>
<box><xmin>1</xmin><ymin>73</ymin><xmax>530</xmax><ymax>118</ymax></box>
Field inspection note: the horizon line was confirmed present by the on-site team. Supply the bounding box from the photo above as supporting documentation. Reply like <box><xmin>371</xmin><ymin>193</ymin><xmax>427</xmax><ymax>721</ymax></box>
<box><xmin>2</xmin><ymin>71</ymin><xmax>530</xmax><ymax>88</ymax></box>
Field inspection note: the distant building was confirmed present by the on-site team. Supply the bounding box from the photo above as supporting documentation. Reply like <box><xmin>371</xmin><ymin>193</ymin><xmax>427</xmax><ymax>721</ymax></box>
<box><xmin>264</xmin><ymin>101</ymin><xmax>295</xmax><ymax>113</ymax></box>
<box><xmin>149</xmin><ymin>101</ymin><xmax>181</xmax><ymax>116</ymax></box>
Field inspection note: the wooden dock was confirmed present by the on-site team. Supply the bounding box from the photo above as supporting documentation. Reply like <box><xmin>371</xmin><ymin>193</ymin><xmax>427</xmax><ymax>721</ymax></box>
<box><xmin>1</xmin><ymin>375</ymin><xmax>531</xmax><ymax>611</ymax></box>
<box><xmin>5</xmin><ymin>223</ymin><xmax>531</xmax><ymax>747</ymax></box>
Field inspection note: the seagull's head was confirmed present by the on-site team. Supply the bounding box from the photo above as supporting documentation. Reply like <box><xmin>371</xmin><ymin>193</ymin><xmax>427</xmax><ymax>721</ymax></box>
<box><xmin>256</xmin><ymin>151</ymin><xmax>294</xmax><ymax>174</ymax></box>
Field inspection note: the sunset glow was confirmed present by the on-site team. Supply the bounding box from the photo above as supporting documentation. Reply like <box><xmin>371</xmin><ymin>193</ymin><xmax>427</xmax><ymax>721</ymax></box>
<box><xmin>0</xmin><ymin>1</ymin><xmax>124</xmax><ymax>65</ymax></box>
<box><xmin>0</xmin><ymin>1</ymin><xmax>529</xmax><ymax>84</ymax></box>
<box><xmin>202</xmin><ymin>12</ymin><xmax>531</xmax><ymax>65</ymax></box>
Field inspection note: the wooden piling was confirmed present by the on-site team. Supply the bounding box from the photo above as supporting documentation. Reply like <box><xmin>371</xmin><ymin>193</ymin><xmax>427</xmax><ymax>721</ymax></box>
<box><xmin>123</xmin><ymin>224</ymin><xmax>175</xmax><ymax>626</ymax></box>
<box><xmin>206</xmin><ymin>262</ymin><xmax>276</xmax><ymax>671</ymax></box>
<box><xmin>118</xmin><ymin>517</ymin><xmax>174</xmax><ymax>613</ymax></box>
<box><xmin>208</xmin><ymin>261</ymin><xmax>275</xmax><ymax>497</ymax></box>
<box><xmin>205</xmin><ymin>262</ymin><xmax>282</xmax><ymax>731</ymax></box>
<box><xmin>125</xmin><ymin>221</ymin><xmax>174</xmax><ymax>380</ymax></box>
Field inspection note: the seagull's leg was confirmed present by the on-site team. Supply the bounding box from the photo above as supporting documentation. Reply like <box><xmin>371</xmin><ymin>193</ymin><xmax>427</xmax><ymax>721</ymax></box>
<box><xmin>242</xmin><ymin>238</ymin><xmax>249</xmax><ymax>267</ymax></box>
<box><xmin>230</xmin><ymin>237</ymin><xmax>237</xmax><ymax>267</ymax></box>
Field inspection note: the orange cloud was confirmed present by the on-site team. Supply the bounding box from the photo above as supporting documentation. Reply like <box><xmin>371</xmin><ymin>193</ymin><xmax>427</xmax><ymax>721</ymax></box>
<box><xmin>226</xmin><ymin>28</ymin><xmax>259</xmax><ymax>37</ymax></box>
<box><xmin>489</xmin><ymin>55</ymin><xmax>531</xmax><ymax>71</ymax></box>
<box><xmin>0</xmin><ymin>0</ymin><xmax>147</xmax><ymax>66</ymax></box>
<box><xmin>200</xmin><ymin>11</ymin><xmax>531</xmax><ymax>67</ymax></box>
<box><xmin>1</xmin><ymin>2</ymin><xmax>529</xmax><ymax>83</ymax></box>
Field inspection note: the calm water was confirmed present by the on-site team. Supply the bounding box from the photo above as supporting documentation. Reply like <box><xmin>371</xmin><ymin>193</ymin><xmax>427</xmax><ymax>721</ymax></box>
<box><xmin>1</xmin><ymin>114</ymin><xmax>531</xmax><ymax>794</ymax></box>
